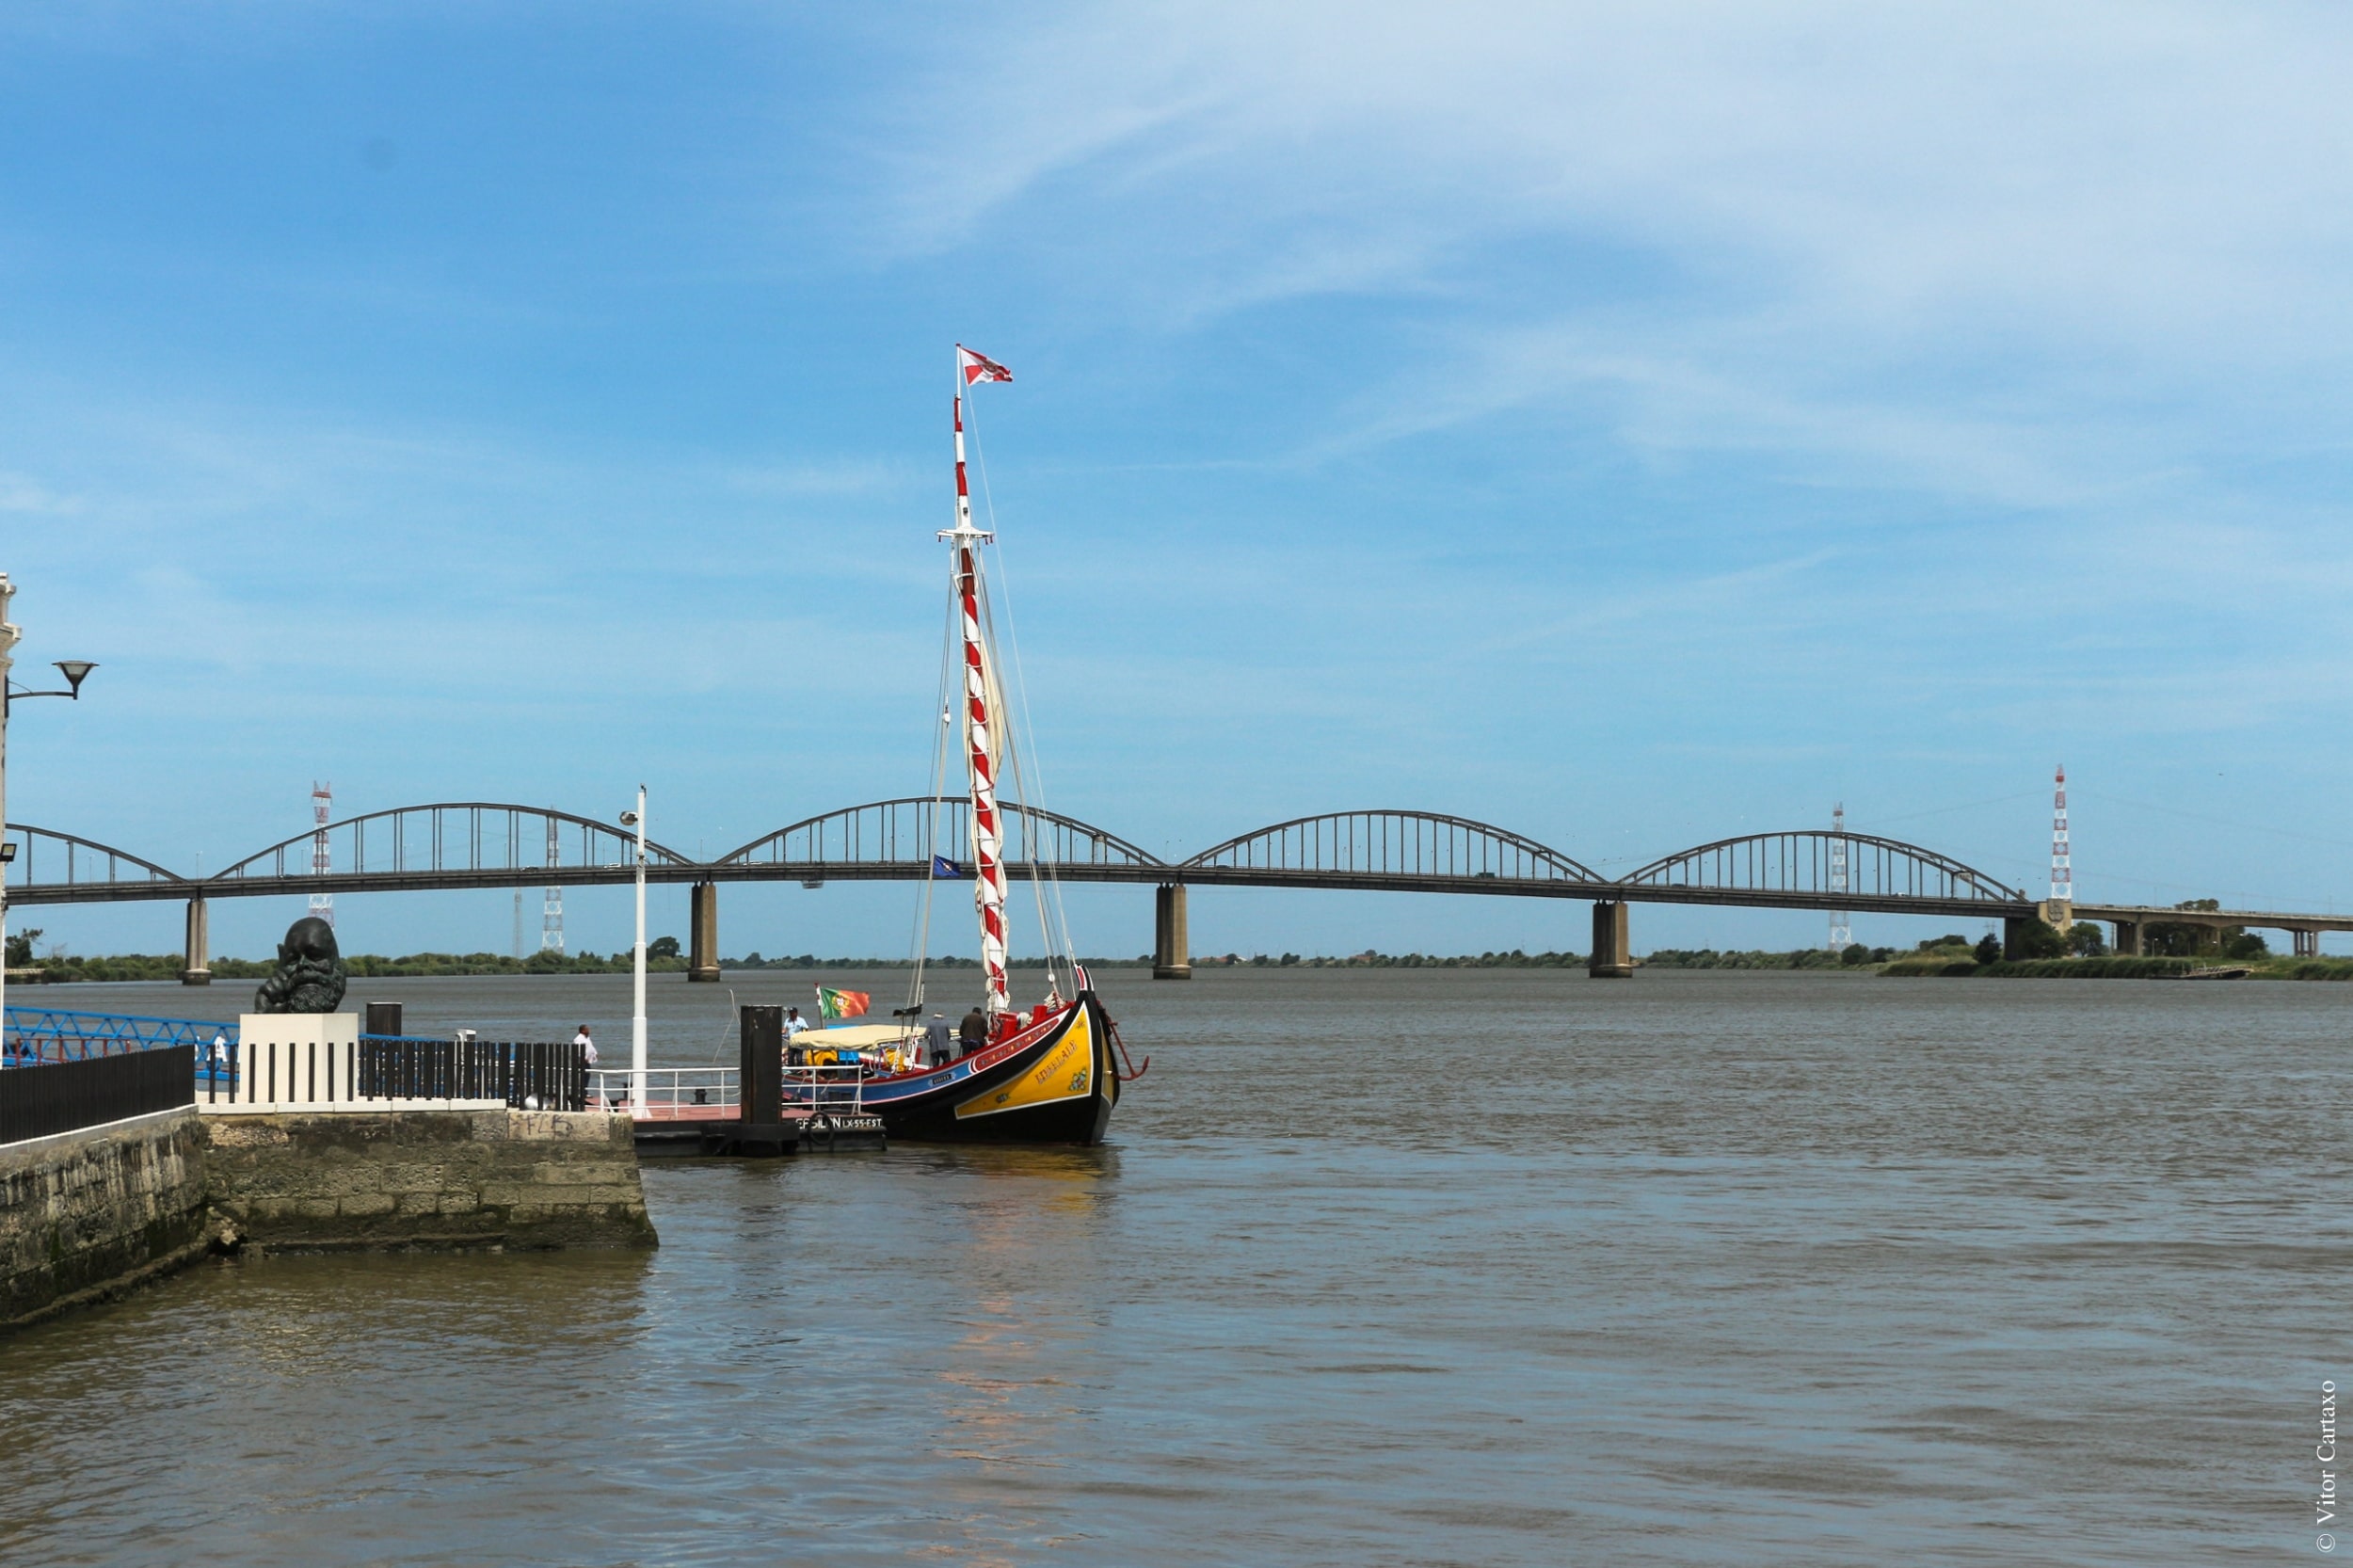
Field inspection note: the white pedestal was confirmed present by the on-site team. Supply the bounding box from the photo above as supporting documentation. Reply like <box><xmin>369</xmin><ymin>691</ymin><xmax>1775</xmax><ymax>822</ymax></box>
<box><xmin>213</xmin><ymin>1013</ymin><xmax>360</xmax><ymax>1112</ymax></box>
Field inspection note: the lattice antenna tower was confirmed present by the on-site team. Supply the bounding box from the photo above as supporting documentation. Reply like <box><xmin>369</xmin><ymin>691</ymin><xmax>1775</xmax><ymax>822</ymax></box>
<box><xmin>1827</xmin><ymin>803</ymin><xmax>1852</xmax><ymax>952</ymax></box>
<box><xmin>2050</xmin><ymin>764</ymin><xmax>2072</xmax><ymax>910</ymax></box>
<box><xmin>540</xmin><ymin>811</ymin><xmax>565</xmax><ymax>953</ymax></box>
<box><xmin>308</xmin><ymin>781</ymin><xmax>334</xmax><ymax>928</ymax></box>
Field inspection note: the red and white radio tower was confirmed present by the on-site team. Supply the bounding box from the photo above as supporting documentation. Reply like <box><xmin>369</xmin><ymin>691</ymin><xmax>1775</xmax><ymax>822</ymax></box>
<box><xmin>2049</xmin><ymin>765</ymin><xmax>2071</xmax><ymax>911</ymax></box>
<box><xmin>309</xmin><ymin>781</ymin><xmax>334</xmax><ymax>928</ymax></box>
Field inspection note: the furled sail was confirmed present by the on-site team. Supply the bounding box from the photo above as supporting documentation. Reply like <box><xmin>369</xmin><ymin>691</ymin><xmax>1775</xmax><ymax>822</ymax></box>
<box><xmin>944</xmin><ymin>351</ymin><xmax>1013</xmax><ymax>1014</ymax></box>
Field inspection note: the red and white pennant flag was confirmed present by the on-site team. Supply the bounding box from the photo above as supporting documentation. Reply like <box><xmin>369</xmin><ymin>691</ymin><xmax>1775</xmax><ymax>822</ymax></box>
<box><xmin>957</xmin><ymin>345</ymin><xmax>1012</xmax><ymax>386</ymax></box>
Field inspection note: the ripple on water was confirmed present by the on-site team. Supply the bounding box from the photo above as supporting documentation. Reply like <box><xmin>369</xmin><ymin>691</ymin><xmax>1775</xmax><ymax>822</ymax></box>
<box><xmin>0</xmin><ymin>968</ymin><xmax>2342</xmax><ymax>1565</ymax></box>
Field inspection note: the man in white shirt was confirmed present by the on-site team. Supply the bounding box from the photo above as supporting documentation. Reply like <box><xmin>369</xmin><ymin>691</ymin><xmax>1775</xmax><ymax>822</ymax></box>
<box><xmin>572</xmin><ymin>1025</ymin><xmax>598</xmax><ymax>1066</ymax></box>
<box><xmin>784</xmin><ymin>1007</ymin><xmax>810</xmax><ymax>1039</ymax></box>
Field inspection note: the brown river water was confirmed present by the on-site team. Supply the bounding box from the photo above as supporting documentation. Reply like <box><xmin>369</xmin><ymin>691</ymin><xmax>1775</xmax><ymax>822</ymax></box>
<box><xmin>0</xmin><ymin>967</ymin><xmax>2344</xmax><ymax>1565</ymax></box>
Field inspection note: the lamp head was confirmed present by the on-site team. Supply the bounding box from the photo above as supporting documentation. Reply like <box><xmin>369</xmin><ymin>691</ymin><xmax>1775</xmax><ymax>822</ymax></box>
<box><xmin>619</xmin><ymin>810</ymin><xmax>640</xmax><ymax>827</ymax></box>
<box><xmin>53</xmin><ymin>660</ymin><xmax>95</xmax><ymax>696</ymax></box>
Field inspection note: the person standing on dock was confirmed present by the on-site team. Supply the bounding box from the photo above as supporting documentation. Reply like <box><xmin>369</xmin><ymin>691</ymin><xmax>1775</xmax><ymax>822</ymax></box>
<box><xmin>573</xmin><ymin>1026</ymin><xmax>598</xmax><ymax>1066</ymax></box>
<box><xmin>923</xmin><ymin>1011</ymin><xmax>952</xmax><ymax>1066</ymax></box>
<box><xmin>958</xmin><ymin>1006</ymin><xmax>986</xmax><ymax>1058</ymax></box>
<box><xmin>785</xmin><ymin>1006</ymin><xmax>810</xmax><ymax>1039</ymax></box>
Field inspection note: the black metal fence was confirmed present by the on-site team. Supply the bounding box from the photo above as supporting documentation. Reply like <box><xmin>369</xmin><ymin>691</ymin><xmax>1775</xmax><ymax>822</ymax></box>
<box><xmin>0</xmin><ymin>1046</ymin><xmax>196</xmax><ymax>1145</ymax></box>
<box><xmin>357</xmin><ymin>1037</ymin><xmax>586</xmax><ymax>1111</ymax></box>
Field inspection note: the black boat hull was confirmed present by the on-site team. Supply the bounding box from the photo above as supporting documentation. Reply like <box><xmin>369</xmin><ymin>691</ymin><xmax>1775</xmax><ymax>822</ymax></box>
<box><xmin>849</xmin><ymin>991</ymin><xmax>1119</xmax><ymax>1145</ymax></box>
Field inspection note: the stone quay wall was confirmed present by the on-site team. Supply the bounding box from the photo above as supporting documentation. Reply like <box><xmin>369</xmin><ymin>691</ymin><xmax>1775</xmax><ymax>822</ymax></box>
<box><xmin>202</xmin><ymin>1109</ymin><xmax>656</xmax><ymax>1251</ymax></box>
<box><xmin>0</xmin><ymin>1109</ymin><xmax>212</xmax><ymax>1332</ymax></box>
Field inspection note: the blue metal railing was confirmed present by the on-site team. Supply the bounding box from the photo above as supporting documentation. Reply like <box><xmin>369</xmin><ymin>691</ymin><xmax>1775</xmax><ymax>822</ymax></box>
<box><xmin>3</xmin><ymin>1006</ymin><xmax>240</xmax><ymax>1077</ymax></box>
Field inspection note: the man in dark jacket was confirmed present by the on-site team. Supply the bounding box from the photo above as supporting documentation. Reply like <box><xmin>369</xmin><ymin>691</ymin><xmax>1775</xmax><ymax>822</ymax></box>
<box><xmin>958</xmin><ymin>1007</ymin><xmax>987</xmax><ymax>1057</ymax></box>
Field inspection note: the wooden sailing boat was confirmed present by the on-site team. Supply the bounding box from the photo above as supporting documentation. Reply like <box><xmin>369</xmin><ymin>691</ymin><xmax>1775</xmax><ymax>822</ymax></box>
<box><xmin>792</xmin><ymin>345</ymin><xmax>1128</xmax><ymax>1144</ymax></box>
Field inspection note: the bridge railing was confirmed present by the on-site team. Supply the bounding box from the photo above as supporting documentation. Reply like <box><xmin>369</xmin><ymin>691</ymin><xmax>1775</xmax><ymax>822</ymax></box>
<box><xmin>358</xmin><ymin>1036</ymin><xmax>585</xmax><ymax>1111</ymax></box>
<box><xmin>3</xmin><ymin>1006</ymin><xmax>236</xmax><ymax>1070</ymax></box>
<box><xmin>1</xmin><ymin>1048</ymin><xmax>195</xmax><ymax>1146</ymax></box>
<box><xmin>206</xmin><ymin>803</ymin><xmax>695</xmax><ymax>887</ymax></box>
<box><xmin>3</xmin><ymin>824</ymin><xmax>187</xmax><ymax>893</ymax></box>
<box><xmin>587</xmin><ymin>1066</ymin><xmax>737</xmax><ymax>1117</ymax></box>
<box><xmin>9</xmin><ymin>805</ymin><xmax>2049</xmax><ymax>914</ymax></box>
<box><xmin>719</xmin><ymin>797</ymin><xmax>1164</xmax><ymax>872</ymax></box>
<box><xmin>1618</xmin><ymin>831</ymin><xmax>2025</xmax><ymax>904</ymax></box>
<box><xmin>1181</xmin><ymin>809</ymin><xmax>1605</xmax><ymax>883</ymax></box>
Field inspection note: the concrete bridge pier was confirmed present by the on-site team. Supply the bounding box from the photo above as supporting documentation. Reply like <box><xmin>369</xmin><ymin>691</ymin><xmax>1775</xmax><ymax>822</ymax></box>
<box><xmin>2112</xmin><ymin>920</ymin><xmax>2142</xmax><ymax>956</ymax></box>
<box><xmin>179</xmin><ymin>896</ymin><xmax>209</xmax><ymax>986</ymax></box>
<box><xmin>1589</xmin><ymin>901</ymin><xmax>1633</xmax><ymax>978</ymax></box>
<box><xmin>688</xmin><ymin>882</ymin><xmax>720</xmax><ymax>982</ymax></box>
<box><xmin>2294</xmin><ymin>929</ymin><xmax>2321</xmax><ymax>957</ymax></box>
<box><xmin>2003</xmin><ymin>915</ymin><xmax>2032</xmax><ymax>960</ymax></box>
<box><xmin>1152</xmin><ymin>884</ymin><xmax>1191</xmax><ymax>980</ymax></box>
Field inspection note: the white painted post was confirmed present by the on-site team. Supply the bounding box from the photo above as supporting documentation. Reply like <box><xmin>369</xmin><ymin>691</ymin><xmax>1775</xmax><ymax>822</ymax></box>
<box><xmin>631</xmin><ymin>784</ymin><xmax>648</xmax><ymax>1112</ymax></box>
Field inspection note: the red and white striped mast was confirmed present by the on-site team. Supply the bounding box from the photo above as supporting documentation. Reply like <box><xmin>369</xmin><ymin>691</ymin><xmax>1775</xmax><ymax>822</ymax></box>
<box><xmin>945</xmin><ymin>345</ymin><xmax>1014</xmax><ymax>1016</ymax></box>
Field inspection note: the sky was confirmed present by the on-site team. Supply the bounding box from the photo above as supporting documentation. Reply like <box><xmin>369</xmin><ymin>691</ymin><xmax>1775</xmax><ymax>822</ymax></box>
<box><xmin>5</xmin><ymin>1</ymin><xmax>2353</xmax><ymax>966</ymax></box>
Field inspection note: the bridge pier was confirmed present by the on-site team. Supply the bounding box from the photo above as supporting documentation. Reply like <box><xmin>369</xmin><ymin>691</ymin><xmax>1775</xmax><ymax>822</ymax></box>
<box><xmin>1152</xmin><ymin>884</ymin><xmax>1191</xmax><ymax>980</ymax></box>
<box><xmin>688</xmin><ymin>881</ymin><xmax>720</xmax><ymax>982</ymax></box>
<box><xmin>2113</xmin><ymin>920</ymin><xmax>2142</xmax><ymax>956</ymax></box>
<box><xmin>2295</xmin><ymin>929</ymin><xmax>2321</xmax><ymax>958</ymax></box>
<box><xmin>2003</xmin><ymin>915</ymin><xmax>2031</xmax><ymax>960</ymax></box>
<box><xmin>180</xmin><ymin>896</ymin><xmax>210</xmax><ymax>985</ymax></box>
<box><xmin>1589</xmin><ymin>901</ymin><xmax>1633</xmax><ymax>978</ymax></box>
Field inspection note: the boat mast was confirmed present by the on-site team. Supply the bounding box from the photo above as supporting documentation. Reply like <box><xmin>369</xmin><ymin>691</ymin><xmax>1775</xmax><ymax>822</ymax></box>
<box><xmin>943</xmin><ymin>345</ymin><xmax>1012</xmax><ymax>1015</ymax></box>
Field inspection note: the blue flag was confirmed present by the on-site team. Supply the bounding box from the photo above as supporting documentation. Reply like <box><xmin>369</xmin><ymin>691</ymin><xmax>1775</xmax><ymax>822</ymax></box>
<box><xmin>931</xmin><ymin>855</ymin><xmax>963</xmax><ymax>879</ymax></box>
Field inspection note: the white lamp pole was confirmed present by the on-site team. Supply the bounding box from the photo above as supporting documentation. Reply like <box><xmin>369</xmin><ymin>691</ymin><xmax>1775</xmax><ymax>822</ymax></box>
<box><xmin>630</xmin><ymin>784</ymin><xmax>648</xmax><ymax>1109</ymax></box>
<box><xmin>0</xmin><ymin>575</ymin><xmax>93</xmax><ymax>1074</ymax></box>
<box><xmin>0</xmin><ymin>574</ymin><xmax>18</xmax><ymax>1063</ymax></box>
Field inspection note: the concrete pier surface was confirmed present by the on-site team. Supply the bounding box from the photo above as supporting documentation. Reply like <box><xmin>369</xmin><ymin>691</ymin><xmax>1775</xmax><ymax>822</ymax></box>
<box><xmin>204</xmin><ymin>1109</ymin><xmax>656</xmax><ymax>1253</ymax></box>
<box><xmin>2</xmin><ymin>1103</ymin><xmax>654</xmax><ymax>1336</ymax></box>
<box><xmin>1</xmin><ymin>1108</ymin><xmax>211</xmax><ymax>1333</ymax></box>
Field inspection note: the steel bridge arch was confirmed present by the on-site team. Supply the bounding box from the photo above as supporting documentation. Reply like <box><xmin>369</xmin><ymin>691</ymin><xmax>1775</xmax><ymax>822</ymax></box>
<box><xmin>1618</xmin><ymin>830</ymin><xmax>2025</xmax><ymax>904</ymax></box>
<box><xmin>717</xmin><ymin>797</ymin><xmax>1165</xmax><ymax>871</ymax></box>
<box><xmin>1179</xmin><ymin>810</ymin><xmax>1604</xmax><ymax>883</ymax></box>
<box><xmin>3</xmin><ymin>823</ymin><xmax>189</xmax><ymax>893</ymax></box>
<box><xmin>207</xmin><ymin>803</ymin><xmax>696</xmax><ymax>887</ymax></box>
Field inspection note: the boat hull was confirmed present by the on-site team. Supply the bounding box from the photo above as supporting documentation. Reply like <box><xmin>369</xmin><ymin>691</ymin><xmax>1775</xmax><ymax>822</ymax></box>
<box><xmin>829</xmin><ymin>992</ymin><xmax>1118</xmax><ymax>1145</ymax></box>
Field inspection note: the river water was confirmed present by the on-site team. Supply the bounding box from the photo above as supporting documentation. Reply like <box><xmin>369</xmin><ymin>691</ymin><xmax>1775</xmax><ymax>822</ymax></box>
<box><xmin>0</xmin><ymin>967</ymin><xmax>2342</xmax><ymax>1565</ymax></box>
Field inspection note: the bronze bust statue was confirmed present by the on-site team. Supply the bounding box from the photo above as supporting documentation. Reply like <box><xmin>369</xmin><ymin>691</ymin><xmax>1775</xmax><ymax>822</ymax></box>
<box><xmin>253</xmin><ymin>915</ymin><xmax>348</xmax><ymax>1014</ymax></box>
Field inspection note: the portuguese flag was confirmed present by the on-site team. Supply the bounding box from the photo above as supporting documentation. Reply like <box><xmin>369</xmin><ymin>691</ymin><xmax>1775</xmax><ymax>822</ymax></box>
<box><xmin>815</xmin><ymin>985</ymin><xmax>871</xmax><ymax>1022</ymax></box>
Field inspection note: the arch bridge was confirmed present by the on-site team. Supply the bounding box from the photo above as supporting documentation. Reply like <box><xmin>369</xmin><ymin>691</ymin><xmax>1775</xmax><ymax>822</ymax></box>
<box><xmin>8</xmin><ymin>802</ymin><xmax>2340</xmax><ymax>981</ymax></box>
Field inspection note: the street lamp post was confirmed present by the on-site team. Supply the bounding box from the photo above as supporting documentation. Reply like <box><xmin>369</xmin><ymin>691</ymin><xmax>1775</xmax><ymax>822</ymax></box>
<box><xmin>0</xmin><ymin>572</ymin><xmax>98</xmax><ymax>1064</ymax></box>
<box><xmin>620</xmin><ymin>786</ymin><xmax>648</xmax><ymax>1110</ymax></box>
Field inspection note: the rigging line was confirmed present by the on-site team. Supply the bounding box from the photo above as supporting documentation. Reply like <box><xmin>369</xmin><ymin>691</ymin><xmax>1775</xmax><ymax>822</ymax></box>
<box><xmin>984</xmin><ymin>552</ymin><xmax>1071</xmax><ymax>974</ymax></box>
<box><xmin>975</xmin><ymin>560</ymin><xmax>1062</xmax><ymax>981</ymax></box>
<box><xmin>709</xmin><ymin>987</ymin><xmax>740</xmax><ymax>1065</ymax></box>
<box><xmin>968</xmin><ymin>402</ymin><xmax>1079</xmax><ymax>972</ymax></box>
<box><xmin>2075</xmin><ymin>790</ymin><xmax>2353</xmax><ymax>852</ymax></box>
<box><xmin>910</xmin><ymin>548</ymin><xmax>961</xmax><ymax>1010</ymax></box>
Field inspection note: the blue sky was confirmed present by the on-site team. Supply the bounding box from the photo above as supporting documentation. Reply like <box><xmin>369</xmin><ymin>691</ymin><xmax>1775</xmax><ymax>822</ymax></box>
<box><xmin>6</xmin><ymin>2</ymin><xmax>2352</xmax><ymax>964</ymax></box>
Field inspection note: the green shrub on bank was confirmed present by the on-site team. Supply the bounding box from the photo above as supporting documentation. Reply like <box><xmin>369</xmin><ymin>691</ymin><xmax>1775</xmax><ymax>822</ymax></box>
<box><xmin>1975</xmin><ymin>956</ymin><xmax>2197</xmax><ymax>978</ymax></box>
<box><xmin>2257</xmin><ymin>958</ymin><xmax>2353</xmax><ymax>982</ymax></box>
<box><xmin>14</xmin><ymin>951</ymin><xmax>696</xmax><ymax>983</ymax></box>
<box><xmin>1880</xmin><ymin>957</ymin><xmax>1984</xmax><ymax>976</ymax></box>
<box><xmin>1883</xmin><ymin>955</ymin><xmax>2198</xmax><ymax>978</ymax></box>
<box><xmin>13</xmin><ymin>953</ymin><xmax>271</xmax><ymax>983</ymax></box>
<box><xmin>1640</xmin><ymin>948</ymin><xmax>1852</xmax><ymax>970</ymax></box>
